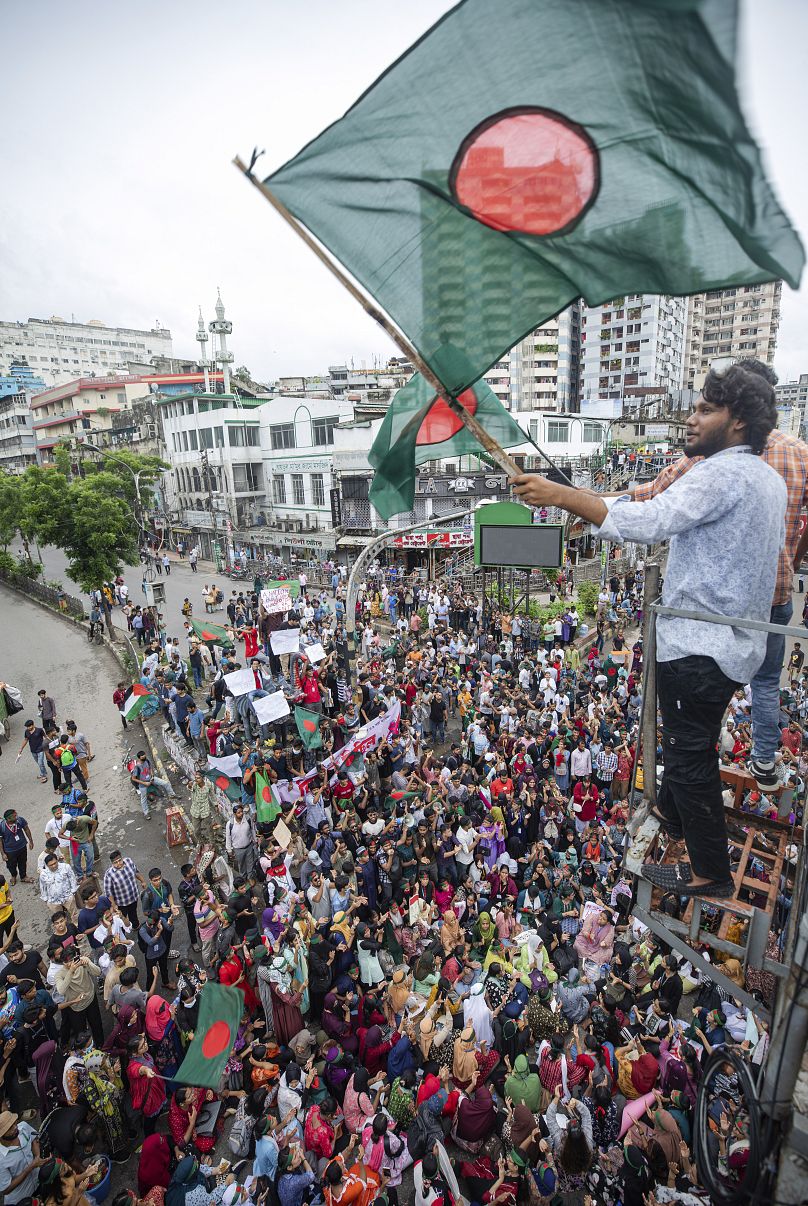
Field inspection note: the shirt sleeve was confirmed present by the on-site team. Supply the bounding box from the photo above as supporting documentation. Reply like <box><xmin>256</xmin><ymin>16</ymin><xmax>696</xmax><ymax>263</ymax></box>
<box><xmin>631</xmin><ymin>456</ymin><xmax>695</xmax><ymax>502</ymax></box>
<box><xmin>595</xmin><ymin>460</ymin><xmax>737</xmax><ymax>545</ymax></box>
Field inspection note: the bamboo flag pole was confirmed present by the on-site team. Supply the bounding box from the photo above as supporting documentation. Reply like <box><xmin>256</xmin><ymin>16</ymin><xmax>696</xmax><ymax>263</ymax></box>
<box><xmin>233</xmin><ymin>155</ymin><xmax>522</xmax><ymax>479</ymax></box>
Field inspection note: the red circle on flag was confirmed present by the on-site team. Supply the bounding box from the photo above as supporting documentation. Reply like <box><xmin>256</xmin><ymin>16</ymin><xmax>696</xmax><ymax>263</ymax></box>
<box><xmin>416</xmin><ymin>388</ymin><xmax>478</xmax><ymax>446</ymax></box>
<box><xmin>261</xmin><ymin>785</ymin><xmax>272</xmax><ymax>802</ymax></box>
<box><xmin>201</xmin><ymin>1019</ymin><xmax>231</xmax><ymax>1058</ymax></box>
<box><xmin>215</xmin><ymin>776</ymin><xmax>230</xmax><ymax>790</ymax></box>
<box><xmin>450</xmin><ymin>107</ymin><xmax>599</xmax><ymax>236</ymax></box>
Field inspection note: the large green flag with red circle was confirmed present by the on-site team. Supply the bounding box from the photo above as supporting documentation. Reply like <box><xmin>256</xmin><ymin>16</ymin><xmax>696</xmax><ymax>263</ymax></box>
<box><xmin>264</xmin><ymin>0</ymin><xmax>802</xmax><ymax>401</ymax></box>
<box><xmin>368</xmin><ymin>372</ymin><xmax>525</xmax><ymax>519</ymax></box>
<box><xmin>255</xmin><ymin>769</ymin><xmax>281</xmax><ymax>824</ymax></box>
<box><xmin>188</xmin><ymin>618</ymin><xmax>231</xmax><ymax>646</ymax></box>
<box><xmin>175</xmin><ymin>982</ymin><xmax>244</xmax><ymax>1088</ymax></box>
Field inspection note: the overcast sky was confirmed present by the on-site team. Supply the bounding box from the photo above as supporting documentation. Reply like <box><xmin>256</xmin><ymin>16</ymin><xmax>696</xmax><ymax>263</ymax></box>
<box><xmin>2</xmin><ymin>1</ymin><xmax>806</xmax><ymax>384</ymax></box>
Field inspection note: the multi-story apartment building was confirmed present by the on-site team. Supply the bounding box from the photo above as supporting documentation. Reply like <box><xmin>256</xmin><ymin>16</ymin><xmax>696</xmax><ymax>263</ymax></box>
<box><xmin>0</xmin><ymin>316</ymin><xmax>173</xmax><ymax>387</ymax></box>
<box><xmin>0</xmin><ymin>361</ymin><xmax>47</xmax><ymax>473</ymax></box>
<box><xmin>683</xmin><ymin>281</ymin><xmax>781</xmax><ymax>389</ymax></box>
<box><xmin>579</xmin><ymin>294</ymin><xmax>686</xmax><ymax>405</ymax></box>
<box><xmin>483</xmin><ymin>304</ymin><xmax>581</xmax><ymax>413</ymax></box>
<box><xmin>30</xmin><ymin>370</ymin><xmax>224</xmax><ymax>461</ymax></box>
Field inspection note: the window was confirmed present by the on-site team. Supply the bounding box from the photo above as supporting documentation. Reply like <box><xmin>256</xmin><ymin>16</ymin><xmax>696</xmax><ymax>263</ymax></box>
<box><xmin>188</xmin><ymin>430</ymin><xmax>198</xmax><ymax>451</ymax></box>
<box><xmin>583</xmin><ymin>421</ymin><xmax>603</xmax><ymax>442</ymax></box>
<box><xmin>291</xmin><ymin>473</ymin><xmax>305</xmax><ymax>505</ymax></box>
<box><xmin>199</xmin><ymin>428</ymin><xmax>213</xmax><ymax>450</ymax></box>
<box><xmin>227</xmin><ymin>425</ymin><xmax>259</xmax><ymax>447</ymax></box>
<box><xmin>233</xmin><ymin>463</ymin><xmax>262</xmax><ymax>492</ymax></box>
<box><xmin>547</xmin><ymin>420</ymin><xmax>568</xmax><ymax>442</ymax></box>
<box><xmin>272</xmin><ymin>475</ymin><xmax>286</xmax><ymax>504</ymax></box>
<box><xmin>214</xmin><ymin>427</ymin><xmax>224</xmax><ymax>447</ymax></box>
<box><xmin>311</xmin><ymin>473</ymin><xmax>325</xmax><ymax>508</ymax></box>
<box><xmin>312</xmin><ymin>416</ymin><xmax>337</xmax><ymax>446</ymax></box>
<box><xmin>181</xmin><ymin>431</ymin><xmax>189</xmax><ymax>451</ymax></box>
<box><xmin>270</xmin><ymin>423</ymin><xmax>296</xmax><ymax>450</ymax></box>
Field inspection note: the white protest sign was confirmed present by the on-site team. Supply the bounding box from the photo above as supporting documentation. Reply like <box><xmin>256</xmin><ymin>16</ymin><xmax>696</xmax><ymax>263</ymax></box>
<box><xmin>270</xmin><ymin>628</ymin><xmax>301</xmax><ymax>655</ymax></box>
<box><xmin>207</xmin><ymin>753</ymin><xmax>242</xmax><ymax>779</ymax></box>
<box><xmin>303</xmin><ymin>641</ymin><xmax>327</xmax><ymax>664</ymax></box>
<box><xmin>252</xmin><ymin>690</ymin><xmax>291</xmax><ymax>726</ymax></box>
<box><xmin>261</xmin><ymin>587</ymin><xmax>293</xmax><ymax>615</ymax></box>
<box><xmin>223</xmin><ymin>668</ymin><xmax>257</xmax><ymax>698</ymax></box>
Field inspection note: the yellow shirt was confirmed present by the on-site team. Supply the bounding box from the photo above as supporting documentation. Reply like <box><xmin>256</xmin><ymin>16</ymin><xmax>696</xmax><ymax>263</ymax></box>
<box><xmin>0</xmin><ymin>882</ymin><xmax>13</xmax><ymax>924</ymax></box>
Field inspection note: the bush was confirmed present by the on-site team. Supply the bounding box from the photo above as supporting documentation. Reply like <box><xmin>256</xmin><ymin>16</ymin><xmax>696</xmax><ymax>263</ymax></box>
<box><xmin>15</xmin><ymin>557</ymin><xmax>42</xmax><ymax>579</ymax></box>
<box><xmin>0</xmin><ymin>550</ymin><xmax>16</xmax><ymax>575</ymax></box>
<box><xmin>577</xmin><ymin>580</ymin><xmax>600</xmax><ymax>616</ymax></box>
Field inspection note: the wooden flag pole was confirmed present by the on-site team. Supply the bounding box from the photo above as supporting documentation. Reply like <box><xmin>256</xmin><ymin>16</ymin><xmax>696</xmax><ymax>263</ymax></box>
<box><xmin>233</xmin><ymin>155</ymin><xmax>522</xmax><ymax>479</ymax></box>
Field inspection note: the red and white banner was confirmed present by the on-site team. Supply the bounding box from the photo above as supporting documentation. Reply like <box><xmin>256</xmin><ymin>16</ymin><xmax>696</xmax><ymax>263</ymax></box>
<box><xmin>392</xmin><ymin>530</ymin><xmax>472</xmax><ymax>549</ymax></box>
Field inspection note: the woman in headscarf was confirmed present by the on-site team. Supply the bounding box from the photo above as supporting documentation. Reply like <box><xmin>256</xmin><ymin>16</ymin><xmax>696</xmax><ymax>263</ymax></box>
<box><xmin>267</xmin><ymin>954</ymin><xmax>304</xmax><ymax>1045</ymax></box>
<box><xmin>668</xmin><ymin>1089</ymin><xmax>692</xmax><ymax>1145</ymax></box>
<box><xmin>145</xmin><ymin>995</ymin><xmax>183</xmax><ymax>1083</ymax></box>
<box><xmin>361</xmin><ymin>1113</ymin><xmax>412</xmax><ymax>1203</ymax></box>
<box><xmin>218</xmin><ymin>941</ymin><xmax>260</xmax><ymax>1014</ymax></box>
<box><xmin>616</xmin><ymin>1040</ymin><xmax>659</xmax><ymax>1100</ymax></box>
<box><xmin>387</xmin><ymin>1027</ymin><xmax>416</xmax><ymax>1083</ymax></box>
<box><xmin>358</xmin><ymin>1024</ymin><xmax>395</xmax><ymax>1078</ymax></box>
<box><xmin>169</xmin><ymin>1085</ymin><xmax>221</xmax><ymax>1155</ymax></box>
<box><xmin>439</xmin><ymin>909</ymin><xmax>463</xmax><ymax>957</ymax></box>
<box><xmin>503</xmin><ymin>1053</ymin><xmax>541</xmax><ymax>1112</ymax></box>
<box><xmin>619</xmin><ymin>1143</ymin><xmax>654</xmax><ymax>1206</ymax></box>
<box><xmin>138</xmin><ymin>1133</ymin><xmax>172</xmax><ymax>1198</ymax></box>
<box><xmin>502</xmin><ymin>1103</ymin><xmax>542</xmax><ymax>1165</ymax></box>
<box><xmin>452</xmin><ymin>1024</ymin><xmax>498</xmax><ymax>1088</ymax></box>
<box><xmin>478</xmin><ymin>808</ymin><xmax>506</xmax><ymax>870</ymax></box>
<box><xmin>474</xmin><ymin>911</ymin><xmax>496</xmax><ymax>957</ymax></box>
<box><xmin>574</xmin><ymin>908</ymin><xmax>615</xmax><ymax>967</ymax></box>
<box><xmin>412</xmin><ymin>950</ymin><xmax>439</xmax><ymax>998</ymax></box>
<box><xmin>32</xmin><ymin>1039</ymin><xmax>67</xmax><ymax>1117</ymax></box>
<box><xmin>63</xmin><ymin>1030</ymin><xmax>129</xmax><ymax>1161</ymax></box>
<box><xmin>463</xmin><ymin>984</ymin><xmax>494</xmax><ymax>1049</ymax></box>
<box><xmin>388</xmin><ymin>967</ymin><xmax>412</xmax><ymax>1019</ymax></box>
<box><xmin>165</xmin><ymin>1155</ymin><xmax>224</xmax><ymax>1206</ymax></box>
<box><xmin>175</xmin><ymin>984</ymin><xmax>201</xmax><ymax>1048</ymax></box>
<box><xmin>343</xmin><ymin>1066</ymin><xmax>383</xmax><ymax>1135</ymax></box>
<box><xmin>650</xmin><ymin>1107</ymin><xmax>683</xmax><ymax>1167</ymax></box>
<box><xmin>453</xmin><ymin>1075</ymin><xmax>498</xmax><ymax>1152</ymax></box>
<box><xmin>329</xmin><ymin>911</ymin><xmax>356</xmax><ymax>975</ymax></box>
<box><xmin>102</xmin><ymin>1002</ymin><xmax>144</xmax><ymax>1061</ymax></box>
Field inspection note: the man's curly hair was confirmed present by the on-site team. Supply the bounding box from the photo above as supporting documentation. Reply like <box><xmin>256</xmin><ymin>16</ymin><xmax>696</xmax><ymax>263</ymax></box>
<box><xmin>702</xmin><ymin>359</ymin><xmax>778</xmax><ymax>454</ymax></box>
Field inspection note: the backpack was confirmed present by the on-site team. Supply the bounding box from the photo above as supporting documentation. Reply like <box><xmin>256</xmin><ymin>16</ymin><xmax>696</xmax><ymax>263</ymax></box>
<box><xmin>58</xmin><ymin>745</ymin><xmax>77</xmax><ymax>768</ymax></box>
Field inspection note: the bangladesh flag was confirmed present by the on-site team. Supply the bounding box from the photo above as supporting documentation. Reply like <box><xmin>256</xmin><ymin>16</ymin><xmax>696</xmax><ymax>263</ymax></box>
<box><xmin>265</xmin><ymin>0</ymin><xmax>803</xmax><ymax>398</ymax></box>
<box><xmin>175</xmin><ymin>983</ymin><xmax>244</xmax><ymax>1089</ymax></box>
<box><xmin>295</xmin><ymin>706</ymin><xmax>322</xmax><ymax>750</ymax></box>
<box><xmin>203</xmin><ymin>768</ymin><xmax>242</xmax><ymax>803</ymax></box>
<box><xmin>255</xmin><ymin>769</ymin><xmax>281</xmax><ymax>824</ymax></box>
<box><xmin>119</xmin><ymin>684</ymin><xmax>151</xmax><ymax>722</ymax></box>
<box><xmin>188</xmin><ymin>618</ymin><xmax>231</xmax><ymax>646</ymax></box>
<box><xmin>368</xmin><ymin>373</ymin><xmax>525</xmax><ymax>518</ymax></box>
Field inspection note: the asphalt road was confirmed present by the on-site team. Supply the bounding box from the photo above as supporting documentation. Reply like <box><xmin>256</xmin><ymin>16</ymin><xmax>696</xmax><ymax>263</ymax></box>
<box><xmin>0</xmin><ymin>583</ymin><xmax>191</xmax><ymax>955</ymax></box>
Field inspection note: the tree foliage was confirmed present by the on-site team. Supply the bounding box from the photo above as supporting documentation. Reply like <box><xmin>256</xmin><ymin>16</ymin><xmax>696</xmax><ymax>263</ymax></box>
<box><xmin>0</xmin><ymin>447</ymin><xmax>166</xmax><ymax>592</ymax></box>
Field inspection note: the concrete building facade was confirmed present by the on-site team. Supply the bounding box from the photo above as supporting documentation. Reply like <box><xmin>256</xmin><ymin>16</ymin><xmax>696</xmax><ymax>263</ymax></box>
<box><xmin>580</xmin><ymin>294</ymin><xmax>687</xmax><ymax>405</ymax></box>
<box><xmin>0</xmin><ymin>317</ymin><xmax>173</xmax><ymax>387</ymax></box>
<box><xmin>683</xmin><ymin>281</ymin><xmax>781</xmax><ymax>390</ymax></box>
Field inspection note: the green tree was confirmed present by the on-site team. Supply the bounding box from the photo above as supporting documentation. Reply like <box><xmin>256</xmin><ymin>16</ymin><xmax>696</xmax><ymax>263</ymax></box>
<box><xmin>53</xmin><ymin>444</ymin><xmax>72</xmax><ymax>476</ymax></box>
<box><xmin>0</xmin><ymin>475</ymin><xmax>21</xmax><ymax>549</ymax></box>
<box><xmin>63</xmin><ymin>479</ymin><xmax>139</xmax><ymax>593</ymax></box>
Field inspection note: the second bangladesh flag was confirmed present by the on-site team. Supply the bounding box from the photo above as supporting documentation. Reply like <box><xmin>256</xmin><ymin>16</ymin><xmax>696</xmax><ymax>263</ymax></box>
<box><xmin>175</xmin><ymin>983</ymin><xmax>243</xmax><ymax>1088</ymax></box>
<box><xmin>255</xmin><ymin>769</ymin><xmax>281</xmax><ymax>824</ymax></box>
<box><xmin>294</xmin><ymin>706</ymin><xmax>322</xmax><ymax>750</ymax></box>
<box><xmin>369</xmin><ymin>372</ymin><xmax>525</xmax><ymax>519</ymax></box>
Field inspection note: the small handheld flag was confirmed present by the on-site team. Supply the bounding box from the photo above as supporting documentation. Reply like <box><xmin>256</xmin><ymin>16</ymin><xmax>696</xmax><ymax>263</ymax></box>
<box><xmin>295</xmin><ymin>706</ymin><xmax>322</xmax><ymax>750</ymax></box>
<box><xmin>255</xmin><ymin>769</ymin><xmax>281</xmax><ymax>824</ymax></box>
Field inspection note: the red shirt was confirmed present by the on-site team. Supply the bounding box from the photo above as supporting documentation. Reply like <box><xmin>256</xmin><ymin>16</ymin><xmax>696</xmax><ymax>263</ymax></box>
<box><xmin>572</xmin><ymin>780</ymin><xmax>600</xmax><ymax>821</ymax></box>
<box><xmin>302</xmin><ymin>676</ymin><xmax>322</xmax><ymax>705</ymax></box>
<box><xmin>242</xmin><ymin>627</ymin><xmax>259</xmax><ymax>659</ymax></box>
<box><xmin>781</xmin><ymin>727</ymin><xmax>801</xmax><ymax>755</ymax></box>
